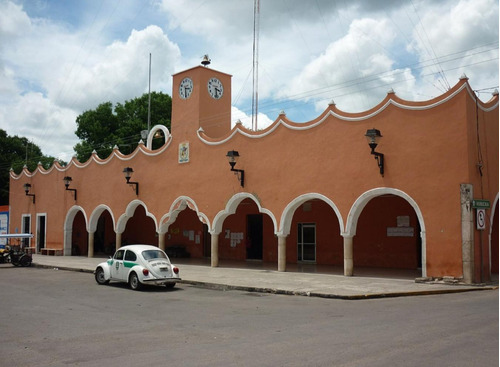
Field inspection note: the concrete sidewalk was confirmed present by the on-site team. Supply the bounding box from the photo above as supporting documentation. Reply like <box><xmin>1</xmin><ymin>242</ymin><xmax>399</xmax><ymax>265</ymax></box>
<box><xmin>31</xmin><ymin>255</ymin><xmax>497</xmax><ymax>299</ymax></box>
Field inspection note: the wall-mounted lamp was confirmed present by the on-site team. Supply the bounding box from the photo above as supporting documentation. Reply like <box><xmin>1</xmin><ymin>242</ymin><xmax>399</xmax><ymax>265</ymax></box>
<box><xmin>226</xmin><ymin>150</ymin><xmax>245</xmax><ymax>187</ymax></box>
<box><xmin>123</xmin><ymin>167</ymin><xmax>139</xmax><ymax>195</ymax></box>
<box><xmin>23</xmin><ymin>183</ymin><xmax>35</xmax><ymax>203</ymax></box>
<box><xmin>365</xmin><ymin>128</ymin><xmax>384</xmax><ymax>177</ymax></box>
<box><xmin>63</xmin><ymin>176</ymin><xmax>77</xmax><ymax>200</ymax></box>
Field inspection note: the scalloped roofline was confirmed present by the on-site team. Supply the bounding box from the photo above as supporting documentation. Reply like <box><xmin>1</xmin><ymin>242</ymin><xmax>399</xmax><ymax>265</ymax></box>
<box><xmin>10</xmin><ymin>131</ymin><xmax>173</xmax><ymax>179</ymax></box>
<box><xmin>198</xmin><ymin>78</ymin><xmax>499</xmax><ymax>146</ymax></box>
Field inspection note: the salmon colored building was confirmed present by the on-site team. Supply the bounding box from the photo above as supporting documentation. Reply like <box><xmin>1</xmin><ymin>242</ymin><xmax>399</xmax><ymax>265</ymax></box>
<box><xmin>8</xmin><ymin>65</ymin><xmax>499</xmax><ymax>283</ymax></box>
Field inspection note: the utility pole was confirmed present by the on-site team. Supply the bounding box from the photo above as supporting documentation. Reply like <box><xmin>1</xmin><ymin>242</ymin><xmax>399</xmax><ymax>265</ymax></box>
<box><xmin>251</xmin><ymin>0</ymin><xmax>260</xmax><ymax>131</ymax></box>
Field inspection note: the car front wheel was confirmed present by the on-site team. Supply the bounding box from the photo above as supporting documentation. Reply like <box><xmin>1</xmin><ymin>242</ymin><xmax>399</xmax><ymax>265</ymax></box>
<box><xmin>95</xmin><ymin>267</ymin><xmax>109</xmax><ymax>285</ymax></box>
<box><xmin>129</xmin><ymin>272</ymin><xmax>142</xmax><ymax>290</ymax></box>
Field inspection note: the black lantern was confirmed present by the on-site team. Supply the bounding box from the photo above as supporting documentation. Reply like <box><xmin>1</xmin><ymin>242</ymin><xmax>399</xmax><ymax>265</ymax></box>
<box><xmin>23</xmin><ymin>183</ymin><xmax>35</xmax><ymax>203</ymax></box>
<box><xmin>226</xmin><ymin>150</ymin><xmax>245</xmax><ymax>187</ymax></box>
<box><xmin>63</xmin><ymin>176</ymin><xmax>77</xmax><ymax>200</ymax></box>
<box><xmin>123</xmin><ymin>167</ymin><xmax>139</xmax><ymax>195</ymax></box>
<box><xmin>365</xmin><ymin>128</ymin><xmax>384</xmax><ymax>176</ymax></box>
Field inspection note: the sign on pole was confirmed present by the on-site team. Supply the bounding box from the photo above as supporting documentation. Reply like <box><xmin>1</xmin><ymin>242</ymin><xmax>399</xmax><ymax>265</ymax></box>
<box><xmin>472</xmin><ymin>199</ymin><xmax>490</xmax><ymax>209</ymax></box>
<box><xmin>476</xmin><ymin>209</ymin><xmax>486</xmax><ymax>230</ymax></box>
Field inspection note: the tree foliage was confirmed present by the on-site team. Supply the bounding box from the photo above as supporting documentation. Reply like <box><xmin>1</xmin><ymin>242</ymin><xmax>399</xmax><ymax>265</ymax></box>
<box><xmin>0</xmin><ymin>129</ymin><xmax>59</xmax><ymax>205</ymax></box>
<box><xmin>74</xmin><ymin>92</ymin><xmax>172</xmax><ymax>162</ymax></box>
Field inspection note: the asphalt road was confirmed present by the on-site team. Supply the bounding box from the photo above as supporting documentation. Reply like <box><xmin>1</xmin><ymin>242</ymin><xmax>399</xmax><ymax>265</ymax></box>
<box><xmin>0</xmin><ymin>266</ymin><xmax>497</xmax><ymax>367</ymax></box>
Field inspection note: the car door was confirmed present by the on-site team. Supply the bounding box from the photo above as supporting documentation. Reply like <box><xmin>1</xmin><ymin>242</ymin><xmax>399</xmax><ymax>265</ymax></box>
<box><xmin>110</xmin><ymin>249</ymin><xmax>126</xmax><ymax>281</ymax></box>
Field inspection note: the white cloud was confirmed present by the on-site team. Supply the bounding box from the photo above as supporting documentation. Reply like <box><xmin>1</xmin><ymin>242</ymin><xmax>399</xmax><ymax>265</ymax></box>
<box><xmin>0</xmin><ymin>92</ymin><xmax>77</xmax><ymax>161</ymax></box>
<box><xmin>281</xmin><ymin>18</ymin><xmax>416</xmax><ymax>112</ymax></box>
<box><xmin>408</xmin><ymin>0</ymin><xmax>499</xmax><ymax>94</ymax></box>
<box><xmin>0</xmin><ymin>0</ymin><xmax>497</xmax><ymax>162</ymax></box>
<box><xmin>54</xmin><ymin>25</ymin><xmax>181</xmax><ymax>111</ymax></box>
<box><xmin>231</xmin><ymin>106</ymin><xmax>273</xmax><ymax>131</ymax></box>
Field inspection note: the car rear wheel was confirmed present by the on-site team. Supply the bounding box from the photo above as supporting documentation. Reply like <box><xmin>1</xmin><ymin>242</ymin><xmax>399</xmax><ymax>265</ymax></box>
<box><xmin>95</xmin><ymin>267</ymin><xmax>109</xmax><ymax>285</ymax></box>
<box><xmin>129</xmin><ymin>272</ymin><xmax>142</xmax><ymax>290</ymax></box>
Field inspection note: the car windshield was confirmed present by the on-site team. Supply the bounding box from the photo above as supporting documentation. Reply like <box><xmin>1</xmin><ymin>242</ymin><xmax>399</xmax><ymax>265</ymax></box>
<box><xmin>142</xmin><ymin>249</ymin><xmax>168</xmax><ymax>261</ymax></box>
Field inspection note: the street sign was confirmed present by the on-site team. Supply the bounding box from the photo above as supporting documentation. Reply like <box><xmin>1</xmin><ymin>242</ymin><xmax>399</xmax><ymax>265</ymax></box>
<box><xmin>472</xmin><ymin>199</ymin><xmax>490</xmax><ymax>209</ymax></box>
<box><xmin>476</xmin><ymin>209</ymin><xmax>486</xmax><ymax>230</ymax></box>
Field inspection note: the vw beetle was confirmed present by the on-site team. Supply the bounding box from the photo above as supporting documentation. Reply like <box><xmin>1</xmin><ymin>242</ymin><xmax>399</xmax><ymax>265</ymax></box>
<box><xmin>95</xmin><ymin>245</ymin><xmax>180</xmax><ymax>290</ymax></box>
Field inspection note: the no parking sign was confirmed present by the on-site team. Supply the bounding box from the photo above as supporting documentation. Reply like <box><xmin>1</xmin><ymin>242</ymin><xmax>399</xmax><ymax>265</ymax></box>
<box><xmin>476</xmin><ymin>209</ymin><xmax>486</xmax><ymax>230</ymax></box>
<box><xmin>472</xmin><ymin>199</ymin><xmax>490</xmax><ymax>231</ymax></box>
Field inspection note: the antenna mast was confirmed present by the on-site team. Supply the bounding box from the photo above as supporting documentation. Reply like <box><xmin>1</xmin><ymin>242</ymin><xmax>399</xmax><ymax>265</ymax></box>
<box><xmin>251</xmin><ymin>0</ymin><xmax>260</xmax><ymax>131</ymax></box>
<box><xmin>147</xmin><ymin>53</ymin><xmax>152</xmax><ymax>134</ymax></box>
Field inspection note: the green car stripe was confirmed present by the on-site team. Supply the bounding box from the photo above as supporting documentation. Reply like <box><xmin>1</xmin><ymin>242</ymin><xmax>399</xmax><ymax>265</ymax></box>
<box><xmin>124</xmin><ymin>261</ymin><xmax>138</xmax><ymax>268</ymax></box>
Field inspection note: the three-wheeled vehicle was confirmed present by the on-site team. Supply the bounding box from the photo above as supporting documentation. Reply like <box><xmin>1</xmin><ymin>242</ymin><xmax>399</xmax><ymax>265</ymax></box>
<box><xmin>0</xmin><ymin>233</ymin><xmax>34</xmax><ymax>267</ymax></box>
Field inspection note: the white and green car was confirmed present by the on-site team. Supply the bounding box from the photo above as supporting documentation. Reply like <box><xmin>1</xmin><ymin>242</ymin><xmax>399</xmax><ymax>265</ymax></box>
<box><xmin>94</xmin><ymin>245</ymin><xmax>180</xmax><ymax>290</ymax></box>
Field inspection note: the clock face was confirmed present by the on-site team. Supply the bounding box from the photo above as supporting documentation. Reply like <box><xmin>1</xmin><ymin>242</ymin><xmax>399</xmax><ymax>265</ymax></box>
<box><xmin>179</xmin><ymin>77</ymin><xmax>193</xmax><ymax>99</ymax></box>
<box><xmin>207</xmin><ymin>77</ymin><xmax>223</xmax><ymax>99</ymax></box>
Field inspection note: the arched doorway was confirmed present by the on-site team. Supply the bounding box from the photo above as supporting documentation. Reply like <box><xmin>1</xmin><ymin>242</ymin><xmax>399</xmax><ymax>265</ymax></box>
<box><xmin>164</xmin><ymin>207</ymin><xmax>207</xmax><ymax>258</ymax></box>
<box><xmin>218</xmin><ymin>198</ymin><xmax>275</xmax><ymax>262</ymax></box>
<box><xmin>71</xmin><ymin>211</ymin><xmax>88</xmax><ymax>256</ymax></box>
<box><xmin>117</xmin><ymin>201</ymin><xmax>158</xmax><ymax>246</ymax></box>
<box><xmin>94</xmin><ymin>210</ymin><xmax>115</xmax><ymax>255</ymax></box>
<box><xmin>287</xmin><ymin>199</ymin><xmax>343</xmax><ymax>268</ymax></box>
<box><xmin>349</xmin><ymin>192</ymin><xmax>423</xmax><ymax>277</ymax></box>
<box><xmin>278</xmin><ymin>193</ymin><xmax>344</xmax><ymax>272</ymax></box>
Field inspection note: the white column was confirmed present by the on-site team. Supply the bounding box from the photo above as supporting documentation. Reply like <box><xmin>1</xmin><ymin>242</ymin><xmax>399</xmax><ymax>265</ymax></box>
<box><xmin>115</xmin><ymin>232</ymin><xmax>122</xmax><ymax>251</ymax></box>
<box><xmin>278</xmin><ymin>235</ymin><xmax>287</xmax><ymax>272</ymax></box>
<box><xmin>211</xmin><ymin>233</ymin><xmax>219</xmax><ymax>267</ymax></box>
<box><xmin>88</xmin><ymin>231</ymin><xmax>94</xmax><ymax>258</ymax></box>
<box><xmin>158</xmin><ymin>232</ymin><xmax>166</xmax><ymax>251</ymax></box>
<box><xmin>461</xmin><ymin>184</ymin><xmax>474</xmax><ymax>284</ymax></box>
<box><xmin>343</xmin><ymin>235</ymin><xmax>354</xmax><ymax>276</ymax></box>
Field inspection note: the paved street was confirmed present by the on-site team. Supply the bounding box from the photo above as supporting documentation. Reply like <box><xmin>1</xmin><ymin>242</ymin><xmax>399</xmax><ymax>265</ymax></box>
<box><xmin>0</xmin><ymin>266</ymin><xmax>497</xmax><ymax>367</ymax></box>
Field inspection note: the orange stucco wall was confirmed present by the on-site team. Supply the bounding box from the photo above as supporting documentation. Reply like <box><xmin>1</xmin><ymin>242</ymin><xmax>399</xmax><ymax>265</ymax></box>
<box><xmin>8</xmin><ymin>66</ymin><xmax>499</xmax><ymax>281</ymax></box>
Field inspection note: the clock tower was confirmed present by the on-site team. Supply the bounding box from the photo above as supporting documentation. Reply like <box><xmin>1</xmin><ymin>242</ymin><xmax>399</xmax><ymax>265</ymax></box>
<box><xmin>171</xmin><ymin>66</ymin><xmax>232</xmax><ymax>138</ymax></box>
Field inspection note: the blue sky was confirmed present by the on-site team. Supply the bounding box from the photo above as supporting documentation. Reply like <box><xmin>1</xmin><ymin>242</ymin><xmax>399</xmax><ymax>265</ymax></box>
<box><xmin>0</xmin><ymin>0</ymin><xmax>498</xmax><ymax>161</ymax></box>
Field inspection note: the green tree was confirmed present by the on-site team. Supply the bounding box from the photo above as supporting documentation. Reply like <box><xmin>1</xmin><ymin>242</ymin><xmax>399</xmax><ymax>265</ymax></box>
<box><xmin>0</xmin><ymin>129</ymin><xmax>59</xmax><ymax>205</ymax></box>
<box><xmin>74</xmin><ymin>92</ymin><xmax>172</xmax><ymax>162</ymax></box>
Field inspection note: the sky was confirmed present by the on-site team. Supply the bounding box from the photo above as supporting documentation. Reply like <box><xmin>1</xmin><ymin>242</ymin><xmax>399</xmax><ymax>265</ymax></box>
<box><xmin>0</xmin><ymin>0</ymin><xmax>498</xmax><ymax>162</ymax></box>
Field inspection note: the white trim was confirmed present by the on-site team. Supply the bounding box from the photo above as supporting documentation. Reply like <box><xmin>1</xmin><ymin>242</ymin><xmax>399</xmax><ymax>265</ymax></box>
<box><xmin>21</xmin><ymin>213</ymin><xmax>31</xmax><ymax>248</ymax></box>
<box><xmin>63</xmin><ymin>206</ymin><xmax>88</xmax><ymax>255</ymax></box>
<box><xmin>10</xmin><ymin>132</ymin><xmax>173</xmax><ymax>178</ymax></box>
<box><xmin>197</xmin><ymin>81</ymin><xmax>499</xmax><ymax>146</ymax></box>
<box><xmin>146</xmin><ymin>124</ymin><xmax>171</xmax><ymax>150</ymax></box>
<box><xmin>116</xmin><ymin>200</ymin><xmax>158</xmax><ymax>234</ymax></box>
<box><xmin>36</xmin><ymin>213</ymin><xmax>47</xmax><ymax>251</ymax></box>
<box><xmin>345</xmin><ymin>187</ymin><xmax>427</xmax><ymax>277</ymax></box>
<box><xmin>159</xmin><ymin>196</ymin><xmax>211</xmax><ymax>234</ymax></box>
<box><xmin>89</xmin><ymin>204</ymin><xmax>116</xmax><ymax>233</ymax></box>
<box><xmin>211</xmin><ymin>193</ymin><xmax>278</xmax><ymax>235</ymax></box>
<box><xmin>278</xmin><ymin>193</ymin><xmax>344</xmax><ymax>237</ymax></box>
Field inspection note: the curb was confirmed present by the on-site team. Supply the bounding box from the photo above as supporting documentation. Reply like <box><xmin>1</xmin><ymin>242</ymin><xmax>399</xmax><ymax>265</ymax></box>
<box><xmin>33</xmin><ymin>263</ymin><xmax>498</xmax><ymax>300</ymax></box>
<box><xmin>180</xmin><ymin>279</ymin><xmax>497</xmax><ymax>300</ymax></box>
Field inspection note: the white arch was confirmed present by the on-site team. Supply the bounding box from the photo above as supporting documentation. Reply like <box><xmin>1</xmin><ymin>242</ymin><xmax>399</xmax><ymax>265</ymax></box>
<box><xmin>346</xmin><ymin>187</ymin><xmax>427</xmax><ymax>277</ymax></box>
<box><xmin>116</xmin><ymin>200</ymin><xmax>159</xmax><ymax>234</ymax></box>
<box><xmin>89</xmin><ymin>204</ymin><xmax>116</xmax><ymax>233</ymax></box>
<box><xmin>278</xmin><ymin>193</ymin><xmax>344</xmax><ymax>237</ymax></box>
<box><xmin>159</xmin><ymin>196</ymin><xmax>211</xmax><ymax>234</ymax></box>
<box><xmin>63</xmin><ymin>205</ymin><xmax>88</xmax><ymax>256</ymax></box>
<box><xmin>212</xmin><ymin>193</ymin><xmax>278</xmax><ymax>235</ymax></box>
<box><xmin>146</xmin><ymin>124</ymin><xmax>171</xmax><ymax>149</ymax></box>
